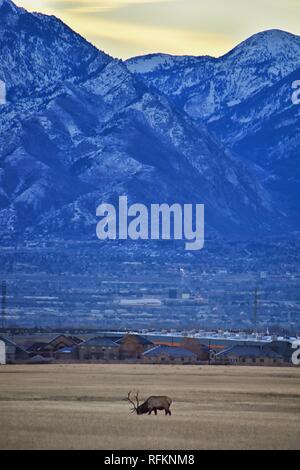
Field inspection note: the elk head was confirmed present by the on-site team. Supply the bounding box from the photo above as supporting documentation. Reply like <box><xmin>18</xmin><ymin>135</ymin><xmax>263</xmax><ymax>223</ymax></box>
<box><xmin>127</xmin><ymin>391</ymin><xmax>149</xmax><ymax>415</ymax></box>
<box><xmin>127</xmin><ymin>391</ymin><xmax>140</xmax><ymax>414</ymax></box>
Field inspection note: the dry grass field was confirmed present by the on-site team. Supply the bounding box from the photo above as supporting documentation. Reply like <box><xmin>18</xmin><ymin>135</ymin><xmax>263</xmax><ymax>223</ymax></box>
<box><xmin>0</xmin><ymin>364</ymin><xmax>299</xmax><ymax>450</ymax></box>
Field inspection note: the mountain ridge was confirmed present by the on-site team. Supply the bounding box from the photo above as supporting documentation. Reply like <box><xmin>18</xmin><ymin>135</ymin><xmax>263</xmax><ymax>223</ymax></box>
<box><xmin>126</xmin><ymin>29</ymin><xmax>300</xmax><ymax>226</ymax></box>
<box><xmin>0</xmin><ymin>2</ymin><xmax>298</xmax><ymax>245</ymax></box>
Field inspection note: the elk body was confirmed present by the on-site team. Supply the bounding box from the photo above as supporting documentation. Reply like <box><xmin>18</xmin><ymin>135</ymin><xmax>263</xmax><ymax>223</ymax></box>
<box><xmin>127</xmin><ymin>392</ymin><xmax>172</xmax><ymax>416</ymax></box>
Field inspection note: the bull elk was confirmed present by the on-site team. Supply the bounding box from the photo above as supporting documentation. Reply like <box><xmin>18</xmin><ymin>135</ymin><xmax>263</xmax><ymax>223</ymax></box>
<box><xmin>127</xmin><ymin>391</ymin><xmax>172</xmax><ymax>416</ymax></box>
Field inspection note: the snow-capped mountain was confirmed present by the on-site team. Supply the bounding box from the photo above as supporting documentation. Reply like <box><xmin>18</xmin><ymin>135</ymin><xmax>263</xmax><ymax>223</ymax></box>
<box><xmin>209</xmin><ymin>67</ymin><xmax>300</xmax><ymax>217</ymax></box>
<box><xmin>126</xmin><ymin>30</ymin><xmax>300</xmax><ymax>220</ymax></box>
<box><xmin>0</xmin><ymin>0</ymin><xmax>111</xmax><ymax>101</ymax></box>
<box><xmin>0</xmin><ymin>2</ymin><xmax>295</xmax><ymax>243</ymax></box>
<box><xmin>126</xmin><ymin>30</ymin><xmax>300</xmax><ymax>120</ymax></box>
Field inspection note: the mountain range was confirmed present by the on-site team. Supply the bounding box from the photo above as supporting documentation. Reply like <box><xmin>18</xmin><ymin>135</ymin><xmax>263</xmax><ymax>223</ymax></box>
<box><xmin>0</xmin><ymin>0</ymin><xmax>299</xmax><ymax>245</ymax></box>
<box><xmin>126</xmin><ymin>30</ymin><xmax>300</xmax><ymax>221</ymax></box>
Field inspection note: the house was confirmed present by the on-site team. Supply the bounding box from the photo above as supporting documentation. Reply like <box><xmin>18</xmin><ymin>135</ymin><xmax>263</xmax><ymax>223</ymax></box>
<box><xmin>0</xmin><ymin>340</ymin><xmax>5</xmax><ymax>365</ymax></box>
<box><xmin>118</xmin><ymin>334</ymin><xmax>154</xmax><ymax>360</ymax></box>
<box><xmin>270</xmin><ymin>340</ymin><xmax>293</xmax><ymax>363</ymax></box>
<box><xmin>27</xmin><ymin>335</ymin><xmax>83</xmax><ymax>358</ymax></box>
<box><xmin>181</xmin><ymin>337</ymin><xmax>210</xmax><ymax>360</ymax></box>
<box><xmin>55</xmin><ymin>347</ymin><xmax>78</xmax><ymax>361</ymax></box>
<box><xmin>47</xmin><ymin>334</ymin><xmax>82</xmax><ymax>350</ymax></box>
<box><xmin>77</xmin><ymin>337</ymin><xmax>119</xmax><ymax>361</ymax></box>
<box><xmin>215</xmin><ymin>345</ymin><xmax>284</xmax><ymax>366</ymax></box>
<box><xmin>142</xmin><ymin>345</ymin><xmax>199</xmax><ymax>364</ymax></box>
<box><xmin>0</xmin><ymin>336</ymin><xmax>29</xmax><ymax>363</ymax></box>
<box><xmin>27</xmin><ymin>342</ymin><xmax>49</xmax><ymax>357</ymax></box>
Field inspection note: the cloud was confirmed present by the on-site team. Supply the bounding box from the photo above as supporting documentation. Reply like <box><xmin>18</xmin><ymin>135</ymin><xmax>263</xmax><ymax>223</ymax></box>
<box><xmin>75</xmin><ymin>16</ymin><xmax>234</xmax><ymax>56</ymax></box>
<box><xmin>19</xmin><ymin>0</ymin><xmax>173</xmax><ymax>14</ymax></box>
<box><xmin>16</xmin><ymin>0</ymin><xmax>300</xmax><ymax>59</ymax></box>
<box><xmin>69</xmin><ymin>1</ymin><xmax>174</xmax><ymax>14</ymax></box>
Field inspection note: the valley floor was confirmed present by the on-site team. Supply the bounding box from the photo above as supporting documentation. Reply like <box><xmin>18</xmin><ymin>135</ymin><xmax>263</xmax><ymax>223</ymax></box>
<box><xmin>0</xmin><ymin>364</ymin><xmax>299</xmax><ymax>450</ymax></box>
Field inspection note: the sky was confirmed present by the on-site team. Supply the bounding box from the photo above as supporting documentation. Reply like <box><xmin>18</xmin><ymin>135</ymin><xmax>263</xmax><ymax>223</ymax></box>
<box><xmin>15</xmin><ymin>0</ymin><xmax>300</xmax><ymax>59</ymax></box>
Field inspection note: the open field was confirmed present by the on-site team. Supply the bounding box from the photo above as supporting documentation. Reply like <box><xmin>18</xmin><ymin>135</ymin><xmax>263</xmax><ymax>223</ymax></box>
<box><xmin>0</xmin><ymin>364</ymin><xmax>299</xmax><ymax>450</ymax></box>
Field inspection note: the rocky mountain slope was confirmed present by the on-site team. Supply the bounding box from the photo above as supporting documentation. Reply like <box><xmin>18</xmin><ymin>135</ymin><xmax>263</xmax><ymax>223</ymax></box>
<box><xmin>126</xmin><ymin>30</ymin><xmax>300</xmax><ymax>219</ymax></box>
<box><xmin>0</xmin><ymin>1</ymin><xmax>294</xmax><ymax>244</ymax></box>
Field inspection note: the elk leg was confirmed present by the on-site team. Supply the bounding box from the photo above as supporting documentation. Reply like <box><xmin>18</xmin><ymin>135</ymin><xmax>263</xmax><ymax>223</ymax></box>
<box><xmin>148</xmin><ymin>408</ymin><xmax>153</xmax><ymax>415</ymax></box>
<box><xmin>168</xmin><ymin>410</ymin><xmax>172</xmax><ymax>416</ymax></box>
<box><xmin>154</xmin><ymin>408</ymin><xmax>158</xmax><ymax>415</ymax></box>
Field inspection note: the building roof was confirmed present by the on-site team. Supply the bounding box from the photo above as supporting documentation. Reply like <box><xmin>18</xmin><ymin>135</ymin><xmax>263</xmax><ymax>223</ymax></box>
<box><xmin>0</xmin><ymin>336</ymin><xmax>28</xmax><ymax>353</ymax></box>
<box><xmin>0</xmin><ymin>336</ymin><xmax>22</xmax><ymax>347</ymax></box>
<box><xmin>147</xmin><ymin>335</ymin><xmax>185</xmax><ymax>346</ymax></box>
<box><xmin>27</xmin><ymin>342</ymin><xmax>49</xmax><ymax>352</ymax></box>
<box><xmin>216</xmin><ymin>345</ymin><xmax>283</xmax><ymax>359</ymax></box>
<box><xmin>80</xmin><ymin>337</ymin><xmax>119</xmax><ymax>348</ymax></box>
<box><xmin>143</xmin><ymin>345</ymin><xmax>197</xmax><ymax>358</ymax></box>
<box><xmin>101</xmin><ymin>334</ymin><xmax>124</xmax><ymax>343</ymax></box>
<box><xmin>48</xmin><ymin>334</ymin><xmax>83</xmax><ymax>345</ymax></box>
<box><xmin>117</xmin><ymin>334</ymin><xmax>154</xmax><ymax>346</ymax></box>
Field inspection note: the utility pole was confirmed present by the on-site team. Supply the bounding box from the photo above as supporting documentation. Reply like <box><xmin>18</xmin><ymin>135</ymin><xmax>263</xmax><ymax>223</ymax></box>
<box><xmin>1</xmin><ymin>280</ymin><xmax>6</xmax><ymax>330</ymax></box>
<box><xmin>253</xmin><ymin>287</ymin><xmax>258</xmax><ymax>332</ymax></box>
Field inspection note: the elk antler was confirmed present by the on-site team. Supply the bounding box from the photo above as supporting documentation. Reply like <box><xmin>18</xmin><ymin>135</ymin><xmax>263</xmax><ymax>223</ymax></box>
<box><xmin>135</xmin><ymin>391</ymin><xmax>140</xmax><ymax>408</ymax></box>
<box><xmin>127</xmin><ymin>391</ymin><xmax>137</xmax><ymax>413</ymax></box>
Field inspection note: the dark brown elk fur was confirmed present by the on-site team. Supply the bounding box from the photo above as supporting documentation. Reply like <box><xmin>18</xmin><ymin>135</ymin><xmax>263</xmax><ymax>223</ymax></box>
<box><xmin>127</xmin><ymin>392</ymin><xmax>172</xmax><ymax>416</ymax></box>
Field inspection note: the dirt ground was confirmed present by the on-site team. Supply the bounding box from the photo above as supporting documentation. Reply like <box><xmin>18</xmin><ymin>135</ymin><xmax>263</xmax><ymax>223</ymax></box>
<box><xmin>0</xmin><ymin>364</ymin><xmax>299</xmax><ymax>450</ymax></box>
